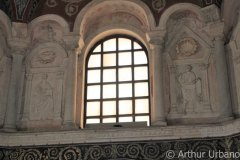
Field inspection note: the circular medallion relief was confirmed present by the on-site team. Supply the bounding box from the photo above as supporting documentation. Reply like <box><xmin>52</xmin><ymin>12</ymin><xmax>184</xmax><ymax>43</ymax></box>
<box><xmin>176</xmin><ymin>38</ymin><xmax>198</xmax><ymax>57</ymax></box>
<box><xmin>37</xmin><ymin>51</ymin><xmax>56</xmax><ymax>64</ymax></box>
<box><xmin>152</xmin><ymin>0</ymin><xmax>166</xmax><ymax>13</ymax></box>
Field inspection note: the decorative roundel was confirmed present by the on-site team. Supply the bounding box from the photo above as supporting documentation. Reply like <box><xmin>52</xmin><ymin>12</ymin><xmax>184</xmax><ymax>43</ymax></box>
<box><xmin>176</xmin><ymin>37</ymin><xmax>198</xmax><ymax>57</ymax></box>
<box><xmin>152</xmin><ymin>0</ymin><xmax>166</xmax><ymax>13</ymax></box>
<box><xmin>37</xmin><ymin>51</ymin><xmax>56</xmax><ymax>64</ymax></box>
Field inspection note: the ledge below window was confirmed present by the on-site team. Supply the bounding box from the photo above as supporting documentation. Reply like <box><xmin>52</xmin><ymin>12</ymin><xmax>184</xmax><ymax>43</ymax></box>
<box><xmin>0</xmin><ymin>118</ymin><xmax>240</xmax><ymax>147</ymax></box>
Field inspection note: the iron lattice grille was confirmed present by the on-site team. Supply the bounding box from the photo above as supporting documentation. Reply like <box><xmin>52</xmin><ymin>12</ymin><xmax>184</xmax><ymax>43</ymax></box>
<box><xmin>84</xmin><ymin>35</ymin><xmax>151</xmax><ymax>126</ymax></box>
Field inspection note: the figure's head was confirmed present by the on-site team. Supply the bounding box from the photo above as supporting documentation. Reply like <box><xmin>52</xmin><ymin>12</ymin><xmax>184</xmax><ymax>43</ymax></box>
<box><xmin>184</xmin><ymin>65</ymin><xmax>192</xmax><ymax>71</ymax></box>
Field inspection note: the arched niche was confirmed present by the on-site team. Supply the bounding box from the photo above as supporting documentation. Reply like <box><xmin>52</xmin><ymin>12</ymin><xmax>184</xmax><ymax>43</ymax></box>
<box><xmin>28</xmin><ymin>14</ymin><xmax>70</xmax><ymax>45</ymax></box>
<box><xmin>20</xmin><ymin>42</ymin><xmax>68</xmax><ymax>130</ymax></box>
<box><xmin>161</xmin><ymin>4</ymin><xmax>232</xmax><ymax>124</ymax></box>
<box><xmin>158</xmin><ymin>3</ymin><xmax>203</xmax><ymax>30</ymax></box>
<box><xmin>0</xmin><ymin>10</ymin><xmax>11</xmax><ymax>128</ymax></box>
<box><xmin>73</xmin><ymin>0</ymin><xmax>155</xmax><ymax>39</ymax></box>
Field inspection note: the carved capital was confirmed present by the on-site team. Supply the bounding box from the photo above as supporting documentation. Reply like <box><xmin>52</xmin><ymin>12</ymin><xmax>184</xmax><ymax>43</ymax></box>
<box><xmin>149</xmin><ymin>37</ymin><xmax>164</xmax><ymax>46</ymax></box>
<box><xmin>12</xmin><ymin>22</ymin><xmax>28</xmax><ymax>39</ymax></box>
<box><xmin>63</xmin><ymin>35</ymin><xmax>83</xmax><ymax>54</ymax></box>
<box><xmin>214</xmin><ymin>34</ymin><xmax>225</xmax><ymax>42</ymax></box>
<box><xmin>205</xmin><ymin>22</ymin><xmax>225</xmax><ymax>41</ymax></box>
<box><xmin>147</xmin><ymin>30</ymin><xmax>166</xmax><ymax>45</ymax></box>
<box><xmin>66</xmin><ymin>43</ymin><xmax>79</xmax><ymax>52</ymax></box>
<box><xmin>11</xmin><ymin>48</ymin><xmax>26</xmax><ymax>57</ymax></box>
<box><xmin>201</xmin><ymin>4</ymin><xmax>221</xmax><ymax>23</ymax></box>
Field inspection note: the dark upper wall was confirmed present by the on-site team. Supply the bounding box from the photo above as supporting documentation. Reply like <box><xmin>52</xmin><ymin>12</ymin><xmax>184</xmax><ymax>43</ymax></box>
<box><xmin>0</xmin><ymin>0</ymin><xmax>222</xmax><ymax>31</ymax></box>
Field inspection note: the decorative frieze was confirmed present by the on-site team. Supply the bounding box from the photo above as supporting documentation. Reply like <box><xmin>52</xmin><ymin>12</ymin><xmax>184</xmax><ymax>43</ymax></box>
<box><xmin>0</xmin><ymin>133</ymin><xmax>240</xmax><ymax>160</ymax></box>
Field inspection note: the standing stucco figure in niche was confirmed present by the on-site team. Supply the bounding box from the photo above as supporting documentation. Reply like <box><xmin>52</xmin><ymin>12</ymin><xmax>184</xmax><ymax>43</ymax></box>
<box><xmin>178</xmin><ymin>65</ymin><xmax>202</xmax><ymax>114</ymax></box>
<box><xmin>32</xmin><ymin>74</ymin><xmax>54</xmax><ymax>120</ymax></box>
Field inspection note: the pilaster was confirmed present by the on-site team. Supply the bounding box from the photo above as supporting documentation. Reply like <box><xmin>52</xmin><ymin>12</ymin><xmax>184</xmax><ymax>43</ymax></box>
<box><xmin>63</xmin><ymin>35</ymin><xmax>81</xmax><ymax>129</ymax></box>
<box><xmin>147</xmin><ymin>30</ymin><xmax>167</xmax><ymax>126</ymax></box>
<box><xmin>3</xmin><ymin>50</ymin><xmax>25</xmax><ymax>131</ymax></box>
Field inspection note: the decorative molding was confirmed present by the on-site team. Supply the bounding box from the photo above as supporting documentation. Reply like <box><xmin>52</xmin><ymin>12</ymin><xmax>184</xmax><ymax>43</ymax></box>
<box><xmin>176</xmin><ymin>37</ymin><xmax>198</xmax><ymax>57</ymax></box>
<box><xmin>65</xmin><ymin>2</ymin><xmax>79</xmax><ymax>17</ymax></box>
<box><xmin>45</xmin><ymin>0</ymin><xmax>58</xmax><ymax>8</ymax></box>
<box><xmin>0</xmin><ymin>133</ymin><xmax>239</xmax><ymax>159</ymax></box>
<box><xmin>36</xmin><ymin>51</ymin><xmax>56</xmax><ymax>64</ymax></box>
<box><xmin>201</xmin><ymin>4</ymin><xmax>221</xmax><ymax>23</ymax></box>
<box><xmin>152</xmin><ymin>0</ymin><xmax>166</xmax><ymax>13</ymax></box>
<box><xmin>46</xmin><ymin>0</ymin><xmax>84</xmax><ymax>17</ymax></box>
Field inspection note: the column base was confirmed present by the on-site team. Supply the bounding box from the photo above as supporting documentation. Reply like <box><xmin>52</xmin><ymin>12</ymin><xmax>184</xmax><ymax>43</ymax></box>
<box><xmin>151</xmin><ymin>120</ymin><xmax>167</xmax><ymax>126</ymax></box>
<box><xmin>3</xmin><ymin>125</ymin><xmax>17</xmax><ymax>132</ymax></box>
<box><xmin>62</xmin><ymin>122</ymin><xmax>78</xmax><ymax>130</ymax></box>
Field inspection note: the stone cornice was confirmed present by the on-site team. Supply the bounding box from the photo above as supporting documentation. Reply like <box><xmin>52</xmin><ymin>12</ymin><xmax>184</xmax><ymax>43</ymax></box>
<box><xmin>0</xmin><ymin>119</ymin><xmax>240</xmax><ymax>147</ymax></box>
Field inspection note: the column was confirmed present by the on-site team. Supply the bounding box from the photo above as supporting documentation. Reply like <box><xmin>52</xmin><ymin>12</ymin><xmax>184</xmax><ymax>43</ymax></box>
<box><xmin>54</xmin><ymin>72</ymin><xmax>64</xmax><ymax>121</ymax></box>
<box><xmin>21</xmin><ymin>74</ymin><xmax>33</xmax><ymax>122</ymax></box>
<box><xmin>63</xmin><ymin>45</ymin><xmax>78</xmax><ymax>129</ymax></box>
<box><xmin>213</xmin><ymin>34</ymin><xmax>232</xmax><ymax>117</ymax></box>
<box><xmin>3</xmin><ymin>52</ymin><xmax>24</xmax><ymax>131</ymax></box>
<box><xmin>149</xmin><ymin>36</ymin><xmax>167</xmax><ymax>126</ymax></box>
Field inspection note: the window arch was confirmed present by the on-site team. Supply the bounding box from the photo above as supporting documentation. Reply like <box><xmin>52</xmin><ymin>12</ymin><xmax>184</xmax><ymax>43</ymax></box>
<box><xmin>84</xmin><ymin>35</ymin><xmax>150</xmax><ymax>127</ymax></box>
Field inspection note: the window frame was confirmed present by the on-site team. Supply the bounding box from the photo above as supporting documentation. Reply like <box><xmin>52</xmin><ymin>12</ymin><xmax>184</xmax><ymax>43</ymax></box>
<box><xmin>84</xmin><ymin>35</ymin><xmax>151</xmax><ymax>127</ymax></box>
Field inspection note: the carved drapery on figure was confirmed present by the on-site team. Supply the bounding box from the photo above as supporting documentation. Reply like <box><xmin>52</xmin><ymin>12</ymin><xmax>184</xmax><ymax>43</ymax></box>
<box><xmin>30</xmin><ymin>74</ymin><xmax>54</xmax><ymax>120</ymax></box>
<box><xmin>177</xmin><ymin>65</ymin><xmax>202</xmax><ymax>114</ymax></box>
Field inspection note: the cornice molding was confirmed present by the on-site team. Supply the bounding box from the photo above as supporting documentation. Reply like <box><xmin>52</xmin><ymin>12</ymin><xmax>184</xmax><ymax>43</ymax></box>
<box><xmin>0</xmin><ymin>118</ymin><xmax>239</xmax><ymax>147</ymax></box>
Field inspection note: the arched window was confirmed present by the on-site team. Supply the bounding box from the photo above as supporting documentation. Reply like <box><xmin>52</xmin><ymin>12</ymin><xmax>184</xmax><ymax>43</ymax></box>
<box><xmin>84</xmin><ymin>35</ymin><xmax>150</xmax><ymax>127</ymax></box>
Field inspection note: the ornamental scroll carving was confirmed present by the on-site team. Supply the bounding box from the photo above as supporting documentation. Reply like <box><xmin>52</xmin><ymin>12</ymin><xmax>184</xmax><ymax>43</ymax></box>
<box><xmin>30</xmin><ymin>48</ymin><xmax>65</xmax><ymax>68</ymax></box>
<box><xmin>46</xmin><ymin>0</ymin><xmax>58</xmax><ymax>7</ymax></box>
<box><xmin>1</xmin><ymin>135</ymin><xmax>239</xmax><ymax>160</ymax></box>
<box><xmin>45</xmin><ymin>0</ymin><xmax>84</xmax><ymax>16</ymax></box>
<box><xmin>152</xmin><ymin>0</ymin><xmax>166</xmax><ymax>13</ymax></box>
<box><xmin>36</xmin><ymin>51</ymin><xmax>56</xmax><ymax>64</ymax></box>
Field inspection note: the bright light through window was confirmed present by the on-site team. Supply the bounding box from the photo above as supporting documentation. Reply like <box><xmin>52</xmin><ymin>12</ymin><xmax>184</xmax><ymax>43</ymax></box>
<box><xmin>85</xmin><ymin>35</ymin><xmax>150</xmax><ymax>126</ymax></box>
